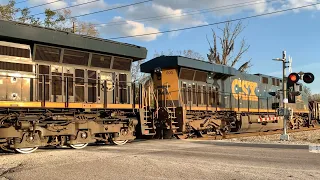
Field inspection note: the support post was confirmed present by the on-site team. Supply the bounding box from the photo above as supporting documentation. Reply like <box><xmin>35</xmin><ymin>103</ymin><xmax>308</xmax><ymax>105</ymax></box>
<box><xmin>267</xmin><ymin>97</ymin><xmax>269</xmax><ymax>113</ymax></box>
<box><xmin>42</xmin><ymin>75</ymin><xmax>46</xmax><ymax>108</ymax></box>
<box><xmin>132</xmin><ymin>82</ymin><xmax>136</xmax><ymax>109</ymax></box>
<box><xmin>104</xmin><ymin>80</ymin><xmax>107</xmax><ymax>108</ymax></box>
<box><xmin>72</xmin><ymin>22</ymin><xmax>75</xmax><ymax>33</ymax></box>
<box><xmin>280</xmin><ymin>51</ymin><xmax>289</xmax><ymax>141</ymax></box>
<box><xmin>65</xmin><ymin>77</ymin><xmax>69</xmax><ymax>108</ymax></box>
<box><xmin>139</xmin><ymin>83</ymin><xmax>142</xmax><ymax>108</ymax></box>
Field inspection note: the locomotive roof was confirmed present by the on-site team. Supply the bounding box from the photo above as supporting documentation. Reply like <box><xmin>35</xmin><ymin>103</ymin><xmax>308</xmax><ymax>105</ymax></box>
<box><xmin>254</xmin><ymin>73</ymin><xmax>282</xmax><ymax>81</ymax></box>
<box><xmin>141</xmin><ymin>55</ymin><xmax>237</xmax><ymax>76</ymax></box>
<box><xmin>0</xmin><ymin>20</ymin><xmax>147</xmax><ymax>61</ymax></box>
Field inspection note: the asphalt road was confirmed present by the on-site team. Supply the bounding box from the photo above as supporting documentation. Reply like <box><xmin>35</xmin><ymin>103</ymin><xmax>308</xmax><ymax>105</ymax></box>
<box><xmin>0</xmin><ymin>139</ymin><xmax>320</xmax><ymax>180</ymax></box>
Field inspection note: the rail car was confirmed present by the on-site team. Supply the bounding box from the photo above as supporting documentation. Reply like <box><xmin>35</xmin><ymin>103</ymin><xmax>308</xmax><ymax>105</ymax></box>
<box><xmin>0</xmin><ymin>20</ymin><xmax>147</xmax><ymax>153</ymax></box>
<box><xmin>139</xmin><ymin>56</ymin><xmax>313</xmax><ymax>138</ymax></box>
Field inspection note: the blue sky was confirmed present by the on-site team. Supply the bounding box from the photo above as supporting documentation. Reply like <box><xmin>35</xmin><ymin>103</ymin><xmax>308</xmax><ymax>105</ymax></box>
<box><xmin>1</xmin><ymin>0</ymin><xmax>320</xmax><ymax>93</ymax></box>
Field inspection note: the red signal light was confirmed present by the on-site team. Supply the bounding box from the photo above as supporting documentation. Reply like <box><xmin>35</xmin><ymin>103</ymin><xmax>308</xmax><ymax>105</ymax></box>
<box><xmin>289</xmin><ymin>75</ymin><xmax>297</xmax><ymax>81</ymax></box>
<box><xmin>288</xmin><ymin>73</ymin><xmax>299</xmax><ymax>83</ymax></box>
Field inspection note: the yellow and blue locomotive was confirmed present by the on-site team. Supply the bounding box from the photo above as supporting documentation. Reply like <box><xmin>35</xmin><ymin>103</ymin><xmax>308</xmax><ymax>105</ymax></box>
<box><xmin>140</xmin><ymin>55</ymin><xmax>312</xmax><ymax>138</ymax></box>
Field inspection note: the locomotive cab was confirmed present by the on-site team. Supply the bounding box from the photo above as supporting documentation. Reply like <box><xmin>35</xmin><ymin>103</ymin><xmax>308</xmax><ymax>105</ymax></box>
<box><xmin>141</xmin><ymin>56</ymin><xmax>238</xmax><ymax>137</ymax></box>
<box><xmin>0</xmin><ymin>41</ymin><xmax>35</xmax><ymax>102</ymax></box>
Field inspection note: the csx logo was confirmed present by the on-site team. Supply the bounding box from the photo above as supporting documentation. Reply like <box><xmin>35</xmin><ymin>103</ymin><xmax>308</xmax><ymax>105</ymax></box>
<box><xmin>166</xmin><ymin>71</ymin><xmax>174</xmax><ymax>74</ymax></box>
<box><xmin>231</xmin><ymin>79</ymin><xmax>258</xmax><ymax>101</ymax></box>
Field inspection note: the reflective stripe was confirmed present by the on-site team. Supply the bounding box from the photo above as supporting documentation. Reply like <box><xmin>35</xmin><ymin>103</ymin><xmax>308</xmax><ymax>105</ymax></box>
<box><xmin>257</xmin><ymin>116</ymin><xmax>281</xmax><ymax>122</ymax></box>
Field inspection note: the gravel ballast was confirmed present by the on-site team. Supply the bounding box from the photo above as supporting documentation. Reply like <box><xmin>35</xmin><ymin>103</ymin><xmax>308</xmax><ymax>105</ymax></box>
<box><xmin>224</xmin><ymin>129</ymin><xmax>320</xmax><ymax>145</ymax></box>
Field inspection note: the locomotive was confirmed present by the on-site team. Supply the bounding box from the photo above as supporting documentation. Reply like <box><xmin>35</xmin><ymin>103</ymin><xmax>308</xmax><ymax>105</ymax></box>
<box><xmin>139</xmin><ymin>56</ymin><xmax>313</xmax><ymax>139</ymax></box>
<box><xmin>0</xmin><ymin>20</ymin><xmax>318</xmax><ymax>153</ymax></box>
<box><xmin>0</xmin><ymin>20</ymin><xmax>147</xmax><ymax>153</ymax></box>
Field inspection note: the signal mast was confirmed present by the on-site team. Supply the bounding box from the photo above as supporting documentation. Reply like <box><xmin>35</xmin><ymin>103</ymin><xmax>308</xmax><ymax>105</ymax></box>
<box><xmin>271</xmin><ymin>51</ymin><xmax>314</xmax><ymax>141</ymax></box>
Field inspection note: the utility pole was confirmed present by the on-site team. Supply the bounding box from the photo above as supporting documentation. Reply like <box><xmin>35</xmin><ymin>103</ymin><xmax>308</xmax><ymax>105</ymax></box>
<box><xmin>72</xmin><ymin>22</ymin><xmax>75</xmax><ymax>33</ymax></box>
<box><xmin>273</xmin><ymin>51</ymin><xmax>289</xmax><ymax>141</ymax></box>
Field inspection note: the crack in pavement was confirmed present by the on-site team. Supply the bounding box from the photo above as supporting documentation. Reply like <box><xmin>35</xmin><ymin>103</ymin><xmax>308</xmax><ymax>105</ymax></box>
<box><xmin>0</xmin><ymin>163</ymin><xmax>23</xmax><ymax>179</ymax></box>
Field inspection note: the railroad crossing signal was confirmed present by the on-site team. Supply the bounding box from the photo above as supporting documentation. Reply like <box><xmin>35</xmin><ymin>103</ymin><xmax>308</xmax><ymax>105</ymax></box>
<box><xmin>288</xmin><ymin>72</ymin><xmax>314</xmax><ymax>84</ymax></box>
<box><xmin>269</xmin><ymin>71</ymin><xmax>314</xmax><ymax>104</ymax></box>
<box><xmin>287</xmin><ymin>72</ymin><xmax>314</xmax><ymax>103</ymax></box>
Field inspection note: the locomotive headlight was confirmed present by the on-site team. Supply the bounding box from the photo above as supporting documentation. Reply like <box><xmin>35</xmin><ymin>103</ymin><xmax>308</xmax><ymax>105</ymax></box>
<box><xmin>154</xmin><ymin>67</ymin><xmax>162</xmax><ymax>74</ymax></box>
<box><xmin>154</xmin><ymin>67</ymin><xmax>162</xmax><ymax>80</ymax></box>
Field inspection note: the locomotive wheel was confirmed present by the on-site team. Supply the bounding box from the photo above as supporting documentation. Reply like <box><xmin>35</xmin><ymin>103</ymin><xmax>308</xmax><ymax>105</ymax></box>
<box><xmin>69</xmin><ymin>143</ymin><xmax>89</xmax><ymax>149</ymax></box>
<box><xmin>175</xmin><ymin>134</ymin><xmax>189</xmax><ymax>139</ymax></box>
<box><xmin>15</xmin><ymin>147</ymin><xmax>39</xmax><ymax>154</ymax></box>
<box><xmin>0</xmin><ymin>145</ymin><xmax>6</xmax><ymax>152</ymax></box>
<box><xmin>111</xmin><ymin>140</ymin><xmax>128</xmax><ymax>145</ymax></box>
<box><xmin>0</xmin><ymin>144</ymin><xmax>14</xmax><ymax>153</ymax></box>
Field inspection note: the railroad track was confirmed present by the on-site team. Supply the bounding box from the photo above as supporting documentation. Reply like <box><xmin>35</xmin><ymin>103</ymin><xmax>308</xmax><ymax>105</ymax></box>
<box><xmin>200</xmin><ymin>125</ymin><xmax>320</xmax><ymax>140</ymax></box>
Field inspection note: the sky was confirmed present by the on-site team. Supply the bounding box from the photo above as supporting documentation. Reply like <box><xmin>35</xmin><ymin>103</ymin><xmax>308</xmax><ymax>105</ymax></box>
<box><xmin>1</xmin><ymin>0</ymin><xmax>320</xmax><ymax>93</ymax></box>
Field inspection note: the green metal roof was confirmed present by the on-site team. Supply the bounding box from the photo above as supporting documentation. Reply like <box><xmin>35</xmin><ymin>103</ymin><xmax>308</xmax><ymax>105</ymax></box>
<box><xmin>0</xmin><ymin>20</ymin><xmax>147</xmax><ymax>61</ymax></box>
<box><xmin>141</xmin><ymin>56</ymin><xmax>237</xmax><ymax>77</ymax></box>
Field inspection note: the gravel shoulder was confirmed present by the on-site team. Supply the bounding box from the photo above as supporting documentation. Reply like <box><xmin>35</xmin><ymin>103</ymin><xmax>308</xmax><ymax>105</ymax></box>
<box><xmin>224</xmin><ymin>129</ymin><xmax>320</xmax><ymax>145</ymax></box>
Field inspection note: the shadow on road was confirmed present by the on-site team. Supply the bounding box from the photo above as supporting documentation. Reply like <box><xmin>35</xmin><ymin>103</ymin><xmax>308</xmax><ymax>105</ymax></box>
<box><xmin>0</xmin><ymin>138</ymin><xmax>156</xmax><ymax>154</ymax></box>
<box><xmin>190</xmin><ymin>140</ymin><xmax>309</xmax><ymax>149</ymax></box>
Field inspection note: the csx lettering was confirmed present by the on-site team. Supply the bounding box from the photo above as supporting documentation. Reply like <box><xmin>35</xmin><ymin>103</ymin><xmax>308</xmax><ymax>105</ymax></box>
<box><xmin>166</xmin><ymin>71</ymin><xmax>174</xmax><ymax>74</ymax></box>
<box><xmin>231</xmin><ymin>79</ymin><xmax>258</xmax><ymax>101</ymax></box>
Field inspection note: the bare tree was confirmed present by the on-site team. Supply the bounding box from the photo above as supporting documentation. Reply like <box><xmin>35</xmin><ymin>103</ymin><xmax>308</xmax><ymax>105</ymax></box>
<box><xmin>306</xmin><ymin>87</ymin><xmax>320</xmax><ymax>102</ymax></box>
<box><xmin>153</xmin><ymin>49</ymin><xmax>204</xmax><ymax>60</ymax></box>
<box><xmin>304</xmin><ymin>86</ymin><xmax>312</xmax><ymax>100</ymax></box>
<box><xmin>302</xmin><ymin>87</ymin><xmax>320</xmax><ymax>102</ymax></box>
<box><xmin>131</xmin><ymin>60</ymin><xmax>145</xmax><ymax>83</ymax></box>
<box><xmin>207</xmin><ymin>21</ymin><xmax>251</xmax><ymax>72</ymax></box>
<box><xmin>309</xmin><ymin>94</ymin><xmax>320</xmax><ymax>101</ymax></box>
<box><xmin>17</xmin><ymin>8</ymin><xmax>41</xmax><ymax>25</ymax></box>
<box><xmin>0</xmin><ymin>0</ymin><xmax>18</xmax><ymax>21</ymax></box>
<box><xmin>75</xmin><ymin>21</ymin><xmax>99</xmax><ymax>37</ymax></box>
<box><xmin>43</xmin><ymin>9</ymin><xmax>99</xmax><ymax>37</ymax></box>
<box><xmin>0</xmin><ymin>1</ymin><xmax>99</xmax><ymax>37</ymax></box>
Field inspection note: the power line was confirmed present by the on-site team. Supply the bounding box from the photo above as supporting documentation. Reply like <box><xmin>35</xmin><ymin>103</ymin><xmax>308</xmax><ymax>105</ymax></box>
<box><xmin>109</xmin><ymin>2</ymin><xmax>320</xmax><ymax>40</ymax></box>
<box><xmin>26</xmin><ymin>0</ymin><xmax>62</xmax><ymax>10</ymax></box>
<box><xmin>93</xmin><ymin>0</ymin><xmax>279</xmax><ymax>27</ymax></box>
<box><xmin>16</xmin><ymin>0</ymin><xmax>28</xmax><ymax>4</ymax></box>
<box><xmin>31</xmin><ymin>0</ymin><xmax>100</xmax><ymax>16</ymax></box>
<box><xmin>69</xmin><ymin>0</ymin><xmax>153</xmax><ymax>19</ymax></box>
